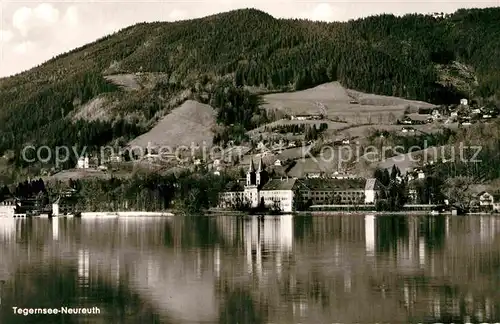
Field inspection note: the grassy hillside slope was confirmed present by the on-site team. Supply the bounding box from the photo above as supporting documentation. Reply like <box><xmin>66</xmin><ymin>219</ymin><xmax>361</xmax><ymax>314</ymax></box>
<box><xmin>261</xmin><ymin>81</ymin><xmax>436</xmax><ymax>123</ymax></box>
<box><xmin>128</xmin><ymin>100</ymin><xmax>217</xmax><ymax>148</ymax></box>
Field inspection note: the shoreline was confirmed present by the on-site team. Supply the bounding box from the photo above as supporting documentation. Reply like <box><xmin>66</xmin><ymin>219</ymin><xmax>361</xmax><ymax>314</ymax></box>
<box><xmin>305</xmin><ymin>211</ymin><xmax>497</xmax><ymax>216</ymax></box>
<box><xmin>208</xmin><ymin>208</ymin><xmax>498</xmax><ymax>216</ymax></box>
<box><xmin>305</xmin><ymin>211</ymin><xmax>438</xmax><ymax>215</ymax></box>
<box><xmin>79</xmin><ymin>211</ymin><xmax>175</xmax><ymax>218</ymax></box>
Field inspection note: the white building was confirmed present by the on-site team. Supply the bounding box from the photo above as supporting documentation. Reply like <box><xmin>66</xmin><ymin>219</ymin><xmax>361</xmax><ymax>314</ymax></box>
<box><xmin>306</xmin><ymin>172</ymin><xmax>322</xmax><ymax>179</ymax></box>
<box><xmin>294</xmin><ymin>178</ymin><xmax>383</xmax><ymax>205</ymax></box>
<box><xmin>477</xmin><ymin>191</ymin><xmax>500</xmax><ymax>211</ymax></box>
<box><xmin>0</xmin><ymin>197</ymin><xmax>19</xmax><ymax>217</ymax></box>
<box><xmin>332</xmin><ymin>171</ymin><xmax>358</xmax><ymax>179</ymax></box>
<box><xmin>76</xmin><ymin>156</ymin><xmax>89</xmax><ymax>169</ymax></box>
<box><xmin>364</xmin><ymin>178</ymin><xmax>383</xmax><ymax>204</ymax></box>
<box><xmin>219</xmin><ymin>158</ymin><xmax>296</xmax><ymax>212</ymax></box>
<box><xmin>259</xmin><ymin>179</ymin><xmax>296</xmax><ymax>212</ymax></box>
<box><xmin>290</xmin><ymin>115</ymin><xmax>309</xmax><ymax>121</ymax></box>
<box><xmin>401</xmin><ymin>127</ymin><xmax>416</xmax><ymax>133</ymax></box>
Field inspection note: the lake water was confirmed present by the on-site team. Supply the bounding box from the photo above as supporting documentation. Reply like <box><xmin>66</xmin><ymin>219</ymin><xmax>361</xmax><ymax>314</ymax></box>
<box><xmin>0</xmin><ymin>214</ymin><xmax>500</xmax><ymax>323</ymax></box>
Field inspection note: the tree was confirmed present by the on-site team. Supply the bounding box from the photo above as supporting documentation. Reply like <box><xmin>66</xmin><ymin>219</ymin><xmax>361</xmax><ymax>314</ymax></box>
<box><xmin>374</xmin><ymin>168</ymin><xmax>391</xmax><ymax>187</ymax></box>
<box><xmin>0</xmin><ymin>185</ymin><xmax>10</xmax><ymax>200</ymax></box>
<box><xmin>442</xmin><ymin>176</ymin><xmax>476</xmax><ymax>211</ymax></box>
<box><xmin>293</xmin><ymin>188</ymin><xmax>305</xmax><ymax>211</ymax></box>
<box><xmin>386</xmin><ymin>180</ymin><xmax>407</xmax><ymax>211</ymax></box>
<box><xmin>390</xmin><ymin>164</ymin><xmax>400</xmax><ymax>181</ymax></box>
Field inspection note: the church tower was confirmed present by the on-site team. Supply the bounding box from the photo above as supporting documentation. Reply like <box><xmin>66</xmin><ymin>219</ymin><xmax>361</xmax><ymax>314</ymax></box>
<box><xmin>256</xmin><ymin>157</ymin><xmax>268</xmax><ymax>187</ymax></box>
<box><xmin>246</xmin><ymin>159</ymin><xmax>256</xmax><ymax>186</ymax></box>
<box><xmin>245</xmin><ymin>158</ymin><xmax>259</xmax><ymax>208</ymax></box>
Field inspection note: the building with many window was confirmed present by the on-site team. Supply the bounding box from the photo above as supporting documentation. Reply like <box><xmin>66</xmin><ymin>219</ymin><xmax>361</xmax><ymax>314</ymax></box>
<box><xmin>219</xmin><ymin>158</ymin><xmax>296</xmax><ymax>212</ymax></box>
<box><xmin>219</xmin><ymin>159</ymin><xmax>384</xmax><ymax>210</ymax></box>
<box><xmin>294</xmin><ymin>178</ymin><xmax>383</xmax><ymax>205</ymax></box>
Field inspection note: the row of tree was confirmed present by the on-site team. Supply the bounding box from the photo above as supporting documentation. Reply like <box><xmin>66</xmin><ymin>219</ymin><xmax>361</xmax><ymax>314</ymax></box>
<box><xmin>0</xmin><ymin>178</ymin><xmax>47</xmax><ymax>201</ymax></box>
<box><xmin>55</xmin><ymin>170</ymin><xmax>232</xmax><ymax>213</ymax></box>
<box><xmin>263</xmin><ymin>123</ymin><xmax>328</xmax><ymax>136</ymax></box>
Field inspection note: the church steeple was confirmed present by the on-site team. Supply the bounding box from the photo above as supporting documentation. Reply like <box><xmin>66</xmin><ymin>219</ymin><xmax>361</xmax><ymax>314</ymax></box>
<box><xmin>248</xmin><ymin>158</ymin><xmax>255</xmax><ymax>173</ymax></box>
<box><xmin>256</xmin><ymin>157</ymin><xmax>268</xmax><ymax>186</ymax></box>
<box><xmin>246</xmin><ymin>159</ymin><xmax>256</xmax><ymax>186</ymax></box>
<box><xmin>257</xmin><ymin>157</ymin><xmax>265</xmax><ymax>172</ymax></box>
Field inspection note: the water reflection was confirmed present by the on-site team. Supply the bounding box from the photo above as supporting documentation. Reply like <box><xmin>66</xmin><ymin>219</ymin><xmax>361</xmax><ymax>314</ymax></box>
<box><xmin>0</xmin><ymin>215</ymin><xmax>500</xmax><ymax>323</ymax></box>
<box><xmin>52</xmin><ymin>217</ymin><xmax>59</xmax><ymax>241</ymax></box>
<box><xmin>365</xmin><ymin>215</ymin><xmax>375</xmax><ymax>256</ymax></box>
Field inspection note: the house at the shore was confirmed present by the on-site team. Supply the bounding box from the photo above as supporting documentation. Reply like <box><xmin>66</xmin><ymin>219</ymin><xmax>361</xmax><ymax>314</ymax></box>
<box><xmin>0</xmin><ymin>197</ymin><xmax>20</xmax><ymax>217</ymax></box>
<box><xmin>0</xmin><ymin>196</ymin><xmax>19</xmax><ymax>207</ymax></box>
<box><xmin>0</xmin><ymin>196</ymin><xmax>46</xmax><ymax>216</ymax></box>
<box><xmin>477</xmin><ymin>191</ymin><xmax>500</xmax><ymax>212</ymax></box>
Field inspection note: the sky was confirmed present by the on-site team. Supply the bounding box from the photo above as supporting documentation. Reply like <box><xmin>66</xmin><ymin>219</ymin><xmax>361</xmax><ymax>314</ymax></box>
<box><xmin>0</xmin><ymin>0</ymin><xmax>498</xmax><ymax>77</ymax></box>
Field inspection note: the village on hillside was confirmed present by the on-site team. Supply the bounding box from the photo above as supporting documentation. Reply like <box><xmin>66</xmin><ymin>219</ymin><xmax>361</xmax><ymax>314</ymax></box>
<box><xmin>18</xmin><ymin>82</ymin><xmax>497</xmax><ymax>216</ymax></box>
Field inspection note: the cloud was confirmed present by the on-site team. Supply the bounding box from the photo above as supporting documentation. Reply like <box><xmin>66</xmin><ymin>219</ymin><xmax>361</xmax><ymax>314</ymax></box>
<box><xmin>63</xmin><ymin>6</ymin><xmax>79</xmax><ymax>26</ymax></box>
<box><xmin>12</xmin><ymin>3</ymin><xmax>60</xmax><ymax>36</ymax></box>
<box><xmin>0</xmin><ymin>30</ymin><xmax>14</xmax><ymax>43</ymax></box>
<box><xmin>1</xmin><ymin>4</ymin><xmax>82</xmax><ymax>76</ymax></box>
<box><xmin>12</xmin><ymin>41</ymin><xmax>35</xmax><ymax>54</ymax></box>
<box><xmin>12</xmin><ymin>7</ymin><xmax>32</xmax><ymax>36</ymax></box>
<box><xmin>34</xmin><ymin>3</ymin><xmax>60</xmax><ymax>23</ymax></box>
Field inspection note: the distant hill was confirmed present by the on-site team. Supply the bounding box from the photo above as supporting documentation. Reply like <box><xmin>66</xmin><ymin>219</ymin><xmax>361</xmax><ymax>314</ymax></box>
<box><xmin>0</xmin><ymin>7</ymin><xmax>500</xmax><ymax>171</ymax></box>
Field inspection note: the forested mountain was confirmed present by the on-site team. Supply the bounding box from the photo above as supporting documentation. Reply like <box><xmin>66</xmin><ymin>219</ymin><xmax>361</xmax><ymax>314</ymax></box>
<box><xmin>1</xmin><ymin>7</ymin><xmax>500</xmax><ymax>169</ymax></box>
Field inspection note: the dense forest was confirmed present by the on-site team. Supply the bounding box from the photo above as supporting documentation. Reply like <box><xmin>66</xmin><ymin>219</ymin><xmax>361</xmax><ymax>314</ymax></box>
<box><xmin>0</xmin><ymin>7</ymin><xmax>500</xmax><ymax>172</ymax></box>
